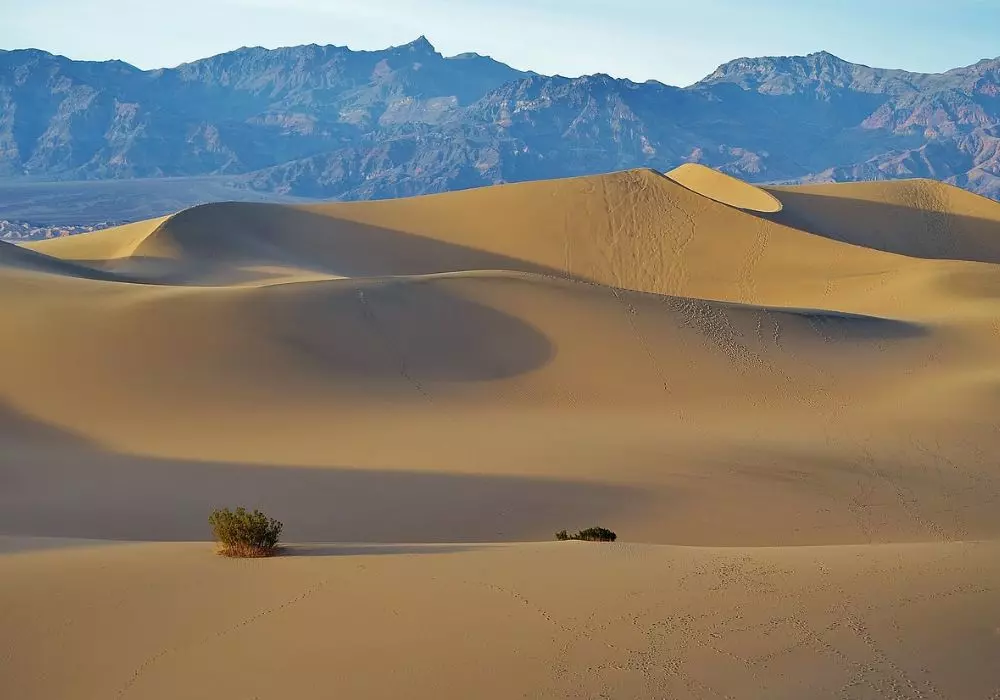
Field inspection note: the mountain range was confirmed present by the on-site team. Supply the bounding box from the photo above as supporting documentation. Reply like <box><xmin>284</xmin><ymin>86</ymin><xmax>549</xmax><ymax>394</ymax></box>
<box><xmin>2</xmin><ymin>36</ymin><xmax>999</xmax><ymax>203</ymax></box>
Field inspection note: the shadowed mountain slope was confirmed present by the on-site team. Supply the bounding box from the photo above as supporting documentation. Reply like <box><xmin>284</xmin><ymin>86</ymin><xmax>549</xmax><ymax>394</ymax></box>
<box><xmin>2</xmin><ymin>43</ymin><xmax>999</xmax><ymax>211</ymax></box>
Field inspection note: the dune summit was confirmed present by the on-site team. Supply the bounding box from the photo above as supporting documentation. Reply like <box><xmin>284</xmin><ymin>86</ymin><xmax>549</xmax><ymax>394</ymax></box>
<box><xmin>4</xmin><ymin>167</ymin><xmax>1000</xmax><ymax>698</ymax></box>
<box><xmin>665</xmin><ymin>163</ymin><xmax>784</xmax><ymax>213</ymax></box>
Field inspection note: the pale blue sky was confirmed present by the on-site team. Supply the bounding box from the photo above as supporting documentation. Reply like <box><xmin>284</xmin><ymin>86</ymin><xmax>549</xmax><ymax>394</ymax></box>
<box><xmin>1</xmin><ymin>0</ymin><xmax>998</xmax><ymax>85</ymax></box>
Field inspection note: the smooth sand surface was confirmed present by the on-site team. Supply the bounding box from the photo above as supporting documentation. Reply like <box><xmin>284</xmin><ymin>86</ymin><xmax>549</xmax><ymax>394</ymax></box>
<box><xmin>3</xmin><ymin>539</ymin><xmax>999</xmax><ymax>699</ymax></box>
<box><xmin>5</xmin><ymin>168</ymin><xmax>1000</xmax><ymax>697</ymax></box>
<box><xmin>666</xmin><ymin>163</ymin><xmax>784</xmax><ymax>213</ymax></box>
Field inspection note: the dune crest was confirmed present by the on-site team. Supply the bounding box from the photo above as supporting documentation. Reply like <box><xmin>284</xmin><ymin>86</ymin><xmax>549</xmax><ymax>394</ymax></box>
<box><xmin>665</xmin><ymin>162</ymin><xmax>784</xmax><ymax>213</ymax></box>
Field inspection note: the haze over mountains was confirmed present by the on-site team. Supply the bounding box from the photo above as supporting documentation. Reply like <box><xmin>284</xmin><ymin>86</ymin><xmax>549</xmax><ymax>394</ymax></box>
<box><xmin>2</xmin><ymin>36</ymin><xmax>999</xmax><ymax>207</ymax></box>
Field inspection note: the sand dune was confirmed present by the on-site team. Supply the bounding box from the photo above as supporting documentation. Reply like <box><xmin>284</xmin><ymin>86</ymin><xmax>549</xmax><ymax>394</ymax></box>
<box><xmin>666</xmin><ymin>162</ymin><xmax>784</xmax><ymax>213</ymax></box>
<box><xmin>767</xmin><ymin>178</ymin><xmax>1000</xmax><ymax>263</ymax></box>
<box><xmin>5</xmin><ymin>167</ymin><xmax>1000</xmax><ymax>698</ymax></box>
<box><xmin>0</xmin><ymin>238</ymin><xmax>124</xmax><ymax>281</ymax></box>
<box><xmin>28</xmin><ymin>169</ymin><xmax>1000</xmax><ymax>312</ymax></box>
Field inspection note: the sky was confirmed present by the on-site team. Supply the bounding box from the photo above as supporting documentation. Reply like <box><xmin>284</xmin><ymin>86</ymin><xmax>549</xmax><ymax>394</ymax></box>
<box><xmin>1</xmin><ymin>0</ymin><xmax>998</xmax><ymax>86</ymax></box>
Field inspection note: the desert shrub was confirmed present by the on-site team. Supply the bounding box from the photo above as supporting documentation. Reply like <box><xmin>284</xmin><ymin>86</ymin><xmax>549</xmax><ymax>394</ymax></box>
<box><xmin>555</xmin><ymin>526</ymin><xmax>617</xmax><ymax>542</ymax></box>
<box><xmin>575</xmin><ymin>526</ymin><xmax>617</xmax><ymax>542</ymax></box>
<box><xmin>209</xmin><ymin>506</ymin><xmax>283</xmax><ymax>557</ymax></box>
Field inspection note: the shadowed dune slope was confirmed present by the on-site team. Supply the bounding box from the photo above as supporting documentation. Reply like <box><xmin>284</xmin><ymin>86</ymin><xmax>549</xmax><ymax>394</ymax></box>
<box><xmin>0</xmin><ymin>239</ymin><xmax>123</xmax><ymax>281</ymax></box>
<box><xmin>766</xmin><ymin>178</ymin><xmax>1000</xmax><ymax>263</ymax></box>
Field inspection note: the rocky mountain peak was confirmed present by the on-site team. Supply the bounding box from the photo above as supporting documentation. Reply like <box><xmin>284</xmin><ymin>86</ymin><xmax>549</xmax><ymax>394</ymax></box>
<box><xmin>0</xmin><ymin>42</ymin><xmax>997</xmax><ymax>203</ymax></box>
<box><xmin>399</xmin><ymin>35</ymin><xmax>438</xmax><ymax>55</ymax></box>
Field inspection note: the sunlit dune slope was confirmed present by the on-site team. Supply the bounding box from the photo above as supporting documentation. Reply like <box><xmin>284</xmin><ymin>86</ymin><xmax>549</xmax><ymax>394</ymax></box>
<box><xmin>665</xmin><ymin>162</ymin><xmax>784</xmax><ymax>213</ymax></box>
<box><xmin>25</xmin><ymin>215</ymin><xmax>170</xmax><ymax>261</ymax></box>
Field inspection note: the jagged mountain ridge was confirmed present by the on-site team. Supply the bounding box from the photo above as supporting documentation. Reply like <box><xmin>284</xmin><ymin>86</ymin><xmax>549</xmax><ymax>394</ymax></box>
<box><xmin>1</xmin><ymin>40</ymin><xmax>998</xmax><ymax>201</ymax></box>
<box><xmin>0</xmin><ymin>38</ymin><xmax>528</xmax><ymax>179</ymax></box>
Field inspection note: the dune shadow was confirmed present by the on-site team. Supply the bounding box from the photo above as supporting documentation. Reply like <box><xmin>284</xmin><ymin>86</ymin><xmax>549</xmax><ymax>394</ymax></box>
<box><xmin>764</xmin><ymin>187</ymin><xmax>1000</xmax><ymax>264</ymax></box>
<box><xmin>115</xmin><ymin>202</ymin><xmax>572</xmax><ymax>282</ymax></box>
<box><xmin>63</xmin><ymin>255</ymin><xmax>305</xmax><ymax>286</ymax></box>
<box><xmin>0</xmin><ymin>262</ymin><xmax>557</xmax><ymax>385</ymax></box>
<box><xmin>17</xmin><ymin>201</ymin><xmax>577</xmax><ymax>287</ymax></box>
<box><xmin>281</xmin><ymin>543</ymin><xmax>483</xmax><ymax>558</ymax></box>
<box><xmin>0</xmin><ymin>240</ymin><xmax>130</xmax><ymax>282</ymax></box>
<box><xmin>0</xmin><ymin>400</ymin><xmax>95</xmax><ymax>449</ymax></box>
<box><xmin>791</xmin><ymin>308</ymin><xmax>928</xmax><ymax>341</ymax></box>
<box><xmin>251</xmin><ymin>274</ymin><xmax>555</xmax><ymax>382</ymax></box>
<box><xmin>0</xmin><ymin>408</ymin><xmax>641</xmax><ymax>545</ymax></box>
<box><xmin>684</xmin><ymin>296</ymin><xmax>929</xmax><ymax>343</ymax></box>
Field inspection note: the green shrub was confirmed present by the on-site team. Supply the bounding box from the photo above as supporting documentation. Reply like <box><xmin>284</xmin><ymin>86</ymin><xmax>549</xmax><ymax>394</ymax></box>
<box><xmin>209</xmin><ymin>506</ymin><xmax>283</xmax><ymax>557</ymax></box>
<box><xmin>575</xmin><ymin>526</ymin><xmax>617</xmax><ymax>542</ymax></box>
<box><xmin>555</xmin><ymin>526</ymin><xmax>617</xmax><ymax>542</ymax></box>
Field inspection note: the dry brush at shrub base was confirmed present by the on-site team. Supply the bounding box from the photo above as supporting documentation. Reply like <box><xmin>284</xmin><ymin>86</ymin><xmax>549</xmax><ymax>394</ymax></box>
<box><xmin>209</xmin><ymin>507</ymin><xmax>283</xmax><ymax>557</ymax></box>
